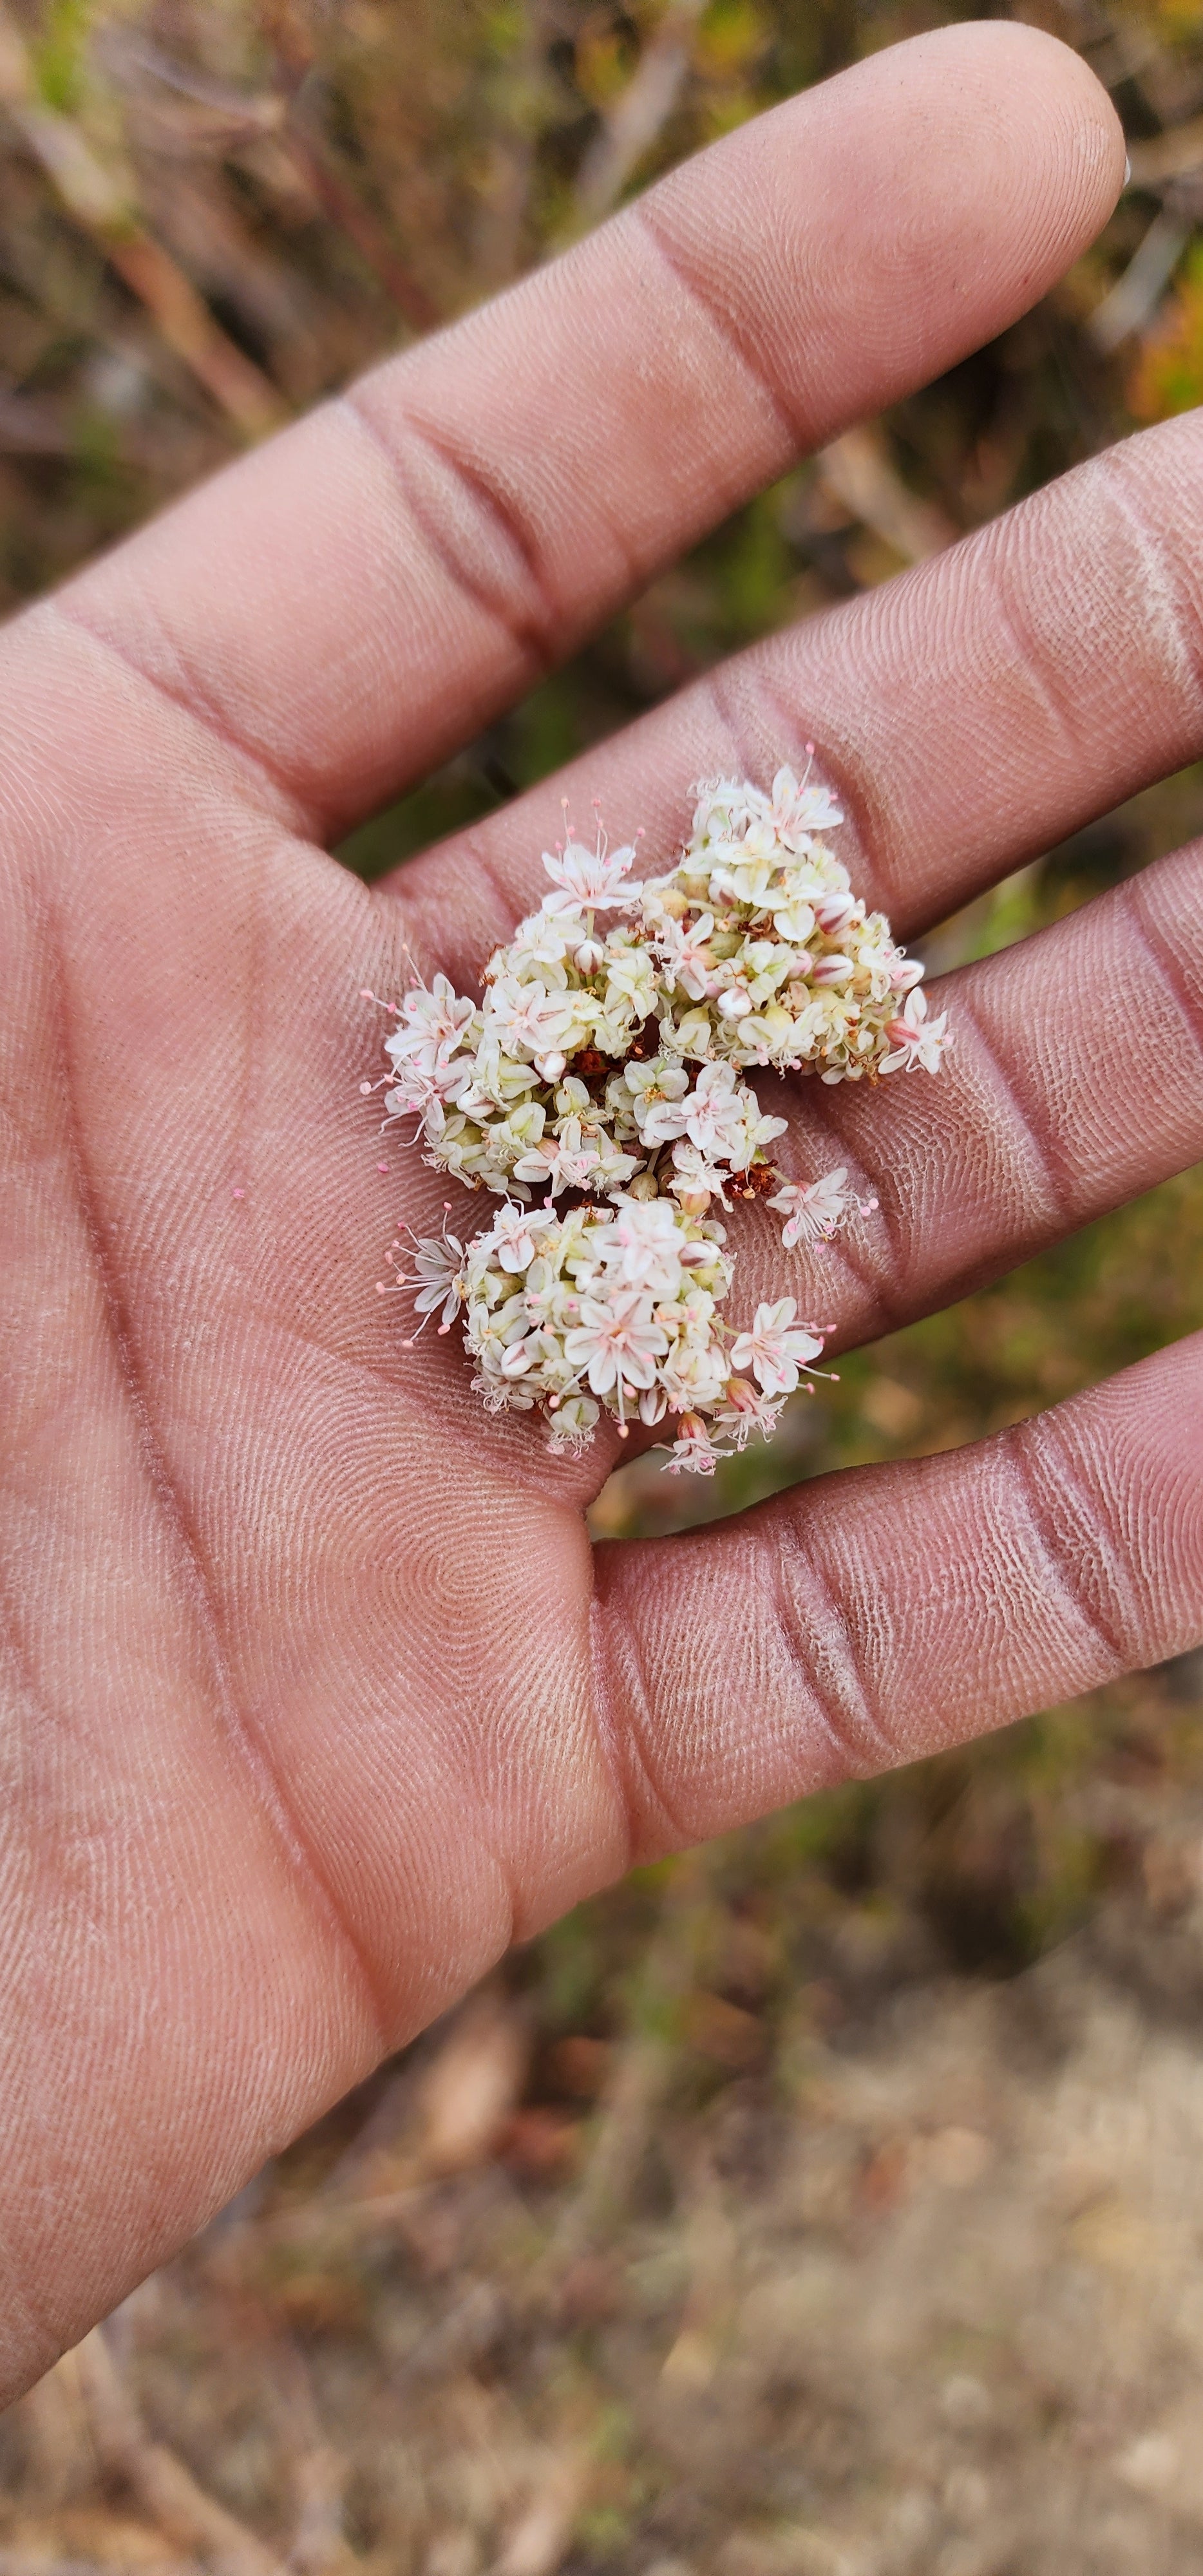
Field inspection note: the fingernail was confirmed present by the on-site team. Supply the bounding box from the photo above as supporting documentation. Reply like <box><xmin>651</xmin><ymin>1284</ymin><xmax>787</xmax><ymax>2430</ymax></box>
<box><xmin>1123</xmin><ymin>152</ymin><xmax>1132</xmax><ymax>185</ymax></box>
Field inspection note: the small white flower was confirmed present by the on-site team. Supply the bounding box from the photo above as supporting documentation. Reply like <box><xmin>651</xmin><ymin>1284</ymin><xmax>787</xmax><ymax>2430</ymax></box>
<box><xmin>488</xmin><ymin>1201</ymin><xmax>557</xmax><ymax>1273</ymax></box>
<box><xmin>466</xmin><ymin>1290</ymin><xmax>529</xmax><ymax>1365</ymax></box>
<box><xmin>880</xmin><ymin>987</ymin><xmax>951</xmax><ymax>1075</ymax></box>
<box><xmin>730</xmin><ymin>1298</ymin><xmax>826</xmax><ymax>1397</ymax></box>
<box><xmin>397</xmin><ymin>1231</ymin><xmax>465</xmax><ymax>1329</ymax></box>
<box><xmin>547</xmin><ymin>1394</ymin><xmax>600</xmax><ymax>1455</ymax></box>
<box><xmin>688</xmin><ymin>777</ymin><xmax>761</xmax><ymax>848</ymax></box>
<box><xmin>499</xmin><ymin>1333</ymin><xmax>543</xmax><ymax>1378</ymax></box>
<box><xmin>663</xmin><ymin>1412</ymin><xmax>726</xmax><ymax>1475</ymax></box>
<box><xmin>638</xmin><ymin>1058</ymin><xmax>750</xmax><ymax>1158</ymax></box>
<box><xmin>770</xmin><ymin>891</ymin><xmax>817</xmax><ymax>943</ymax></box>
<box><xmin>513</xmin><ymin>1116</ymin><xmax>641</xmax><ymax>1197</ymax></box>
<box><xmin>768</xmin><ymin>762</ymin><xmax>844</xmax><ymax>844</ymax></box>
<box><xmin>625</xmin><ymin>1057</ymin><xmax>690</xmax><ymax>1135</ymax></box>
<box><xmin>683</xmin><ymin>1060</ymin><xmax>755</xmax><ymax>1158</ymax></box>
<box><xmin>564</xmin><ymin>1292</ymin><xmax>668</xmax><ymax>1403</ymax></box>
<box><xmin>655</xmin><ymin>909</ymin><xmax>717</xmax><ymax>1001</ymax></box>
<box><xmin>512</xmin><ymin>1121</ymin><xmax>600</xmax><ymax>1195</ymax></box>
<box><xmin>602</xmin><ymin>942</ymin><xmax>658</xmax><ymax>1014</ymax></box>
<box><xmin>591</xmin><ymin>1197</ymin><xmax>689</xmax><ymax>1293</ymax></box>
<box><xmin>384</xmin><ymin>1063</ymin><xmax>446</xmax><ymax>1121</ymax></box>
<box><xmin>767</xmin><ymin>1166</ymin><xmax>878</xmax><ymax>1250</ymax></box>
<box><xmin>386</xmin><ymin>975</ymin><xmax>475</xmax><ymax>1079</ymax></box>
<box><xmin>707</xmin><ymin>851</ymin><xmax>779</xmax><ymax>911</ymax></box>
<box><xmin>670</xmin><ymin>1141</ymin><xmax>732</xmax><ymax>1210</ymax></box>
<box><xmin>714</xmin><ymin>970</ymin><xmax>757</xmax><ymax>1023</ymax></box>
<box><xmin>485</xmin><ymin>976</ymin><xmax>580</xmax><ymax>1063</ymax></box>
<box><xmin>542</xmin><ymin>831</ymin><xmax>641</xmax><ymax>913</ymax></box>
<box><xmin>660</xmin><ymin>1335</ymin><xmax>729</xmax><ymax>1412</ymax></box>
<box><xmin>717</xmin><ymin>1376</ymin><xmax>783</xmax><ymax>1448</ymax></box>
<box><xmin>503</xmin><ymin>911</ymin><xmax>581</xmax><ymax>976</ymax></box>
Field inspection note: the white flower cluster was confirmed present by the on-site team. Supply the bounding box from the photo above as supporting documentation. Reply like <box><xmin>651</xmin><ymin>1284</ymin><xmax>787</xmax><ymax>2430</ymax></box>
<box><xmin>392</xmin><ymin>1196</ymin><xmax>828</xmax><ymax>1473</ymax></box>
<box><xmin>374</xmin><ymin>770</ymin><xmax>949</xmax><ymax>1470</ymax></box>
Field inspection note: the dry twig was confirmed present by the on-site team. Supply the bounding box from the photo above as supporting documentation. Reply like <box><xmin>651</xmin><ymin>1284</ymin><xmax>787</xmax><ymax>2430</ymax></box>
<box><xmin>573</xmin><ymin>0</ymin><xmax>707</xmax><ymax>226</ymax></box>
<box><xmin>257</xmin><ymin>0</ymin><xmax>437</xmax><ymax>332</ymax></box>
<box><xmin>0</xmin><ymin>2559</ymin><xmax>192</xmax><ymax>2576</ymax></box>
<box><xmin>71</xmin><ymin>2329</ymin><xmax>287</xmax><ymax>2576</ymax></box>
<box><xmin>1088</xmin><ymin>206</ymin><xmax>1189</xmax><ymax>352</ymax></box>
<box><xmin>547</xmin><ymin>1850</ymin><xmax>714</xmax><ymax>2270</ymax></box>
<box><xmin>0</xmin><ymin>5</ymin><xmax>283</xmax><ymax>436</ymax></box>
<box><xmin>816</xmin><ymin>422</ymin><xmax>958</xmax><ymax>564</ymax></box>
<box><xmin>490</xmin><ymin>2453</ymin><xmax>585</xmax><ymax>2576</ymax></box>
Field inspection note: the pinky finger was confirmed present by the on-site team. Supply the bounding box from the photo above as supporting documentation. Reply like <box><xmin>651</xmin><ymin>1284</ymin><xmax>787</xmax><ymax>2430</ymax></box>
<box><xmin>592</xmin><ymin>1336</ymin><xmax>1203</xmax><ymax>1855</ymax></box>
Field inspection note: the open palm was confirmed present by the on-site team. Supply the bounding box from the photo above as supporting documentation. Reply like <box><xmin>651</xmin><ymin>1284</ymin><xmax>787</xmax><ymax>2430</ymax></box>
<box><xmin>6</xmin><ymin>19</ymin><xmax>1202</xmax><ymax>2401</ymax></box>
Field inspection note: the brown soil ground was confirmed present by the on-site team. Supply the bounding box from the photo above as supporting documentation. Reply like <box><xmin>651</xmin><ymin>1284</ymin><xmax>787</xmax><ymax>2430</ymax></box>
<box><xmin>10</xmin><ymin>1671</ymin><xmax>1203</xmax><ymax>2576</ymax></box>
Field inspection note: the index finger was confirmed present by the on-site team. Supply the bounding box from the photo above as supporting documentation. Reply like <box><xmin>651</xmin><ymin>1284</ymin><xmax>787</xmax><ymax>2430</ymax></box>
<box><xmin>43</xmin><ymin>23</ymin><xmax>1122</xmax><ymax>840</ymax></box>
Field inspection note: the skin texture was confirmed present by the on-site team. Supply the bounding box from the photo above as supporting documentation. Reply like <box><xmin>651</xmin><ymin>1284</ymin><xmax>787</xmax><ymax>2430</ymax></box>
<box><xmin>8</xmin><ymin>15</ymin><xmax>1203</xmax><ymax>2403</ymax></box>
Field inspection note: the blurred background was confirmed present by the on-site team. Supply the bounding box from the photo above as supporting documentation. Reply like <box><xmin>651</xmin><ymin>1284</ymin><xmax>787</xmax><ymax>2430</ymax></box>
<box><xmin>6</xmin><ymin>0</ymin><xmax>1203</xmax><ymax>2566</ymax></box>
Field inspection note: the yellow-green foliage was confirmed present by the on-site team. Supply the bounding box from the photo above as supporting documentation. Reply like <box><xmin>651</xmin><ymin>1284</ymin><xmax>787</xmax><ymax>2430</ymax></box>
<box><xmin>1130</xmin><ymin>240</ymin><xmax>1203</xmax><ymax>419</ymax></box>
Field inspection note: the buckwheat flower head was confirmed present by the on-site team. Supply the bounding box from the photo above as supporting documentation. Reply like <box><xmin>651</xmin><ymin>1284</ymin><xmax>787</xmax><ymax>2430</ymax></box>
<box><xmin>367</xmin><ymin>768</ymin><xmax>947</xmax><ymax>1466</ymax></box>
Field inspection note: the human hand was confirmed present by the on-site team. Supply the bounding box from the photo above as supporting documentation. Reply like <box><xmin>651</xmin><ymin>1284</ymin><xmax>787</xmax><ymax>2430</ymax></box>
<box><xmin>6</xmin><ymin>19</ymin><xmax>1191</xmax><ymax>2400</ymax></box>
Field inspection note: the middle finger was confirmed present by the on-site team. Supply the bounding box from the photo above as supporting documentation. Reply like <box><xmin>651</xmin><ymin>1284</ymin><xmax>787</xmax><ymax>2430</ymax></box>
<box><xmin>715</xmin><ymin>829</ymin><xmax>1203</xmax><ymax>1352</ymax></box>
<box><xmin>395</xmin><ymin>406</ymin><xmax>1203</xmax><ymax>981</ymax></box>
